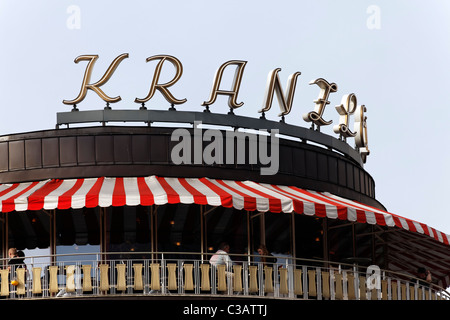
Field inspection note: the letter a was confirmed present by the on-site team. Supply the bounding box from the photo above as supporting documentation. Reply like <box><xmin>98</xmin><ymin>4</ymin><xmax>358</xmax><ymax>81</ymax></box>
<box><xmin>202</xmin><ymin>60</ymin><xmax>247</xmax><ymax>110</ymax></box>
<box><xmin>63</xmin><ymin>53</ymin><xmax>129</xmax><ymax>106</ymax></box>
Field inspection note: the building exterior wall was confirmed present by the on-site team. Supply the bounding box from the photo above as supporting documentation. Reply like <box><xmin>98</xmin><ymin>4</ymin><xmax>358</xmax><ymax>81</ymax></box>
<box><xmin>0</xmin><ymin>126</ymin><xmax>381</xmax><ymax>209</ymax></box>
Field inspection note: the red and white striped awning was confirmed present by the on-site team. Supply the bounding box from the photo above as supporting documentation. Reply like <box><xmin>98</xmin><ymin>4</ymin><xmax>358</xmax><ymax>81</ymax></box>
<box><xmin>0</xmin><ymin>175</ymin><xmax>449</xmax><ymax>247</ymax></box>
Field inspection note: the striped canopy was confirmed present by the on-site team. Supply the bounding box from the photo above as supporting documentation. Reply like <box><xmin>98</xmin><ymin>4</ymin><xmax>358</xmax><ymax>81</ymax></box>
<box><xmin>2</xmin><ymin>175</ymin><xmax>450</xmax><ymax>287</ymax></box>
<box><xmin>0</xmin><ymin>175</ymin><xmax>448</xmax><ymax>247</ymax></box>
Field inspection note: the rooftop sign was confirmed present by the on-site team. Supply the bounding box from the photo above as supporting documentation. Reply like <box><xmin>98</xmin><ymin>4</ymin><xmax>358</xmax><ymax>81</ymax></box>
<box><xmin>62</xmin><ymin>53</ymin><xmax>370</xmax><ymax>163</ymax></box>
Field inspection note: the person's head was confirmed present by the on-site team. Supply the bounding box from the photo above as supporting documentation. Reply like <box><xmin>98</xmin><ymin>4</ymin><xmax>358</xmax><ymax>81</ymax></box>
<box><xmin>257</xmin><ymin>244</ymin><xmax>269</xmax><ymax>256</ymax></box>
<box><xmin>8</xmin><ymin>248</ymin><xmax>17</xmax><ymax>258</ymax></box>
<box><xmin>417</xmin><ymin>267</ymin><xmax>427</xmax><ymax>278</ymax></box>
<box><xmin>218</xmin><ymin>242</ymin><xmax>230</xmax><ymax>253</ymax></box>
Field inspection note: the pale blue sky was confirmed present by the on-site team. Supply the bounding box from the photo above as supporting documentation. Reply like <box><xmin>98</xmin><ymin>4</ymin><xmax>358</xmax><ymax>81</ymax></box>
<box><xmin>0</xmin><ymin>0</ymin><xmax>449</xmax><ymax>235</ymax></box>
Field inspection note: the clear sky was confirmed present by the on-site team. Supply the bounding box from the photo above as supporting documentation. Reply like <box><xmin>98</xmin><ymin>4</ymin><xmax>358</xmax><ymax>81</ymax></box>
<box><xmin>0</xmin><ymin>0</ymin><xmax>449</xmax><ymax>236</ymax></box>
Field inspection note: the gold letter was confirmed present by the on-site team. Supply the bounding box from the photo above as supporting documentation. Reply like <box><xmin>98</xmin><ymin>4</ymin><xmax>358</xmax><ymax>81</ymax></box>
<box><xmin>63</xmin><ymin>53</ymin><xmax>129</xmax><ymax>105</ymax></box>
<box><xmin>259</xmin><ymin>68</ymin><xmax>301</xmax><ymax>118</ymax></box>
<box><xmin>302</xmin><ymin>78</ymin><xmax>337</xmax><ymax>127</ymax></box>
<box><xmin>333</xmin><ymin>93</ymin><xmax>357</xmax><ymax>139</ymax></box>
<box><xmin>202</xmin><ymin>60</ymin><xmax>247</xmax><ymax>110</ymax></box>
<box><xmin>354</xmin><ymin>105</ymin><xmax>370</xmax><ymax>163</ymax></box>
<box><xmin>135</xmin><ymin>55</ymin><xmax>187</xmax><ymax>105</ymax></box>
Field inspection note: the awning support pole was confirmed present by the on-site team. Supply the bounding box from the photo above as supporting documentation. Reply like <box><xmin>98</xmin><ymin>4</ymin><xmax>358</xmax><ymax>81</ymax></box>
<box><xmin>200</xmin><ymin>205</ymin><xmax>205</xmax><ymax>263</ymax></box>
<box><xmin>352</xmin><ymin>223</ymin><xmax>356</xmax><ymax>258</ymax></box>
<box><xmin>291</xmin><ymin>212</ymin><xmax>296</xmax><ymax>261</ymax></box>
<box><xmin>1</xmin><ymin>212</ymin><xmax>7</xmax><ymax>267</ymax></box>
<box><xmin>50</xmin><ymin>210</ymin><xmax>56</xmax><ymax>265</ymax></box>
<box><xmin>323</xmin><ymin>218</ymin><xmax>329</xmax><ymax>269</ymax></box>
<box><xmin>247</xmin><ymin>211</ymin><xmax>251</xmax><ymax>265</ymax></box>
<box><xmin>100</xmin><ymin>207</ymin><xmax>107</xmax><ymax>262</ymax></box>
<box><xmin>150</xmin><ymin>205</ymin><xmax>158</xmax><ymax>263</ymax></box>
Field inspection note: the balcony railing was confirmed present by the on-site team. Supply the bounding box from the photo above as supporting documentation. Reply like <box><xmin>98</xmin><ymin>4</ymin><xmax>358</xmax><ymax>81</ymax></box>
<box><xmin>1</xmin><ymin>252</ymin><xmax>449</xmax><ymax>301</ymax></box>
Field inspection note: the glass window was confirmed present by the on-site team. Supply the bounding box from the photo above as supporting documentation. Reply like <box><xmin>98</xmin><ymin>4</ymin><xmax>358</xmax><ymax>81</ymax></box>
<box><xmin>56</xmin><ymin>207</ymin><xmax>101</xmax><ymax>266</ymax></box>
<box><xmin>156</xmin><ymin>204</ymin><xmax>201</xmax><ymax>260</ymax></box>
<box><xmin>327</xmin><ymin>220</ymin><xmax>353</xmax><ymax>263</ymax></box>
<box><xmin>354</xmin><ymin>223</ymin><xmax>374</xmax><ymax>261</ymax></box>
<box><xmin>56</xmin><ymin>208</ymin><xmax>100</xmax><ymax>246</ymax></box>
<box><xmin>105</xmin><ymin>206</ymin><xmax>151</xmax><ymax>260</ymax></box>
<box><xmin>294</xmin><ymin>215</ymin><xmax>323</xmax><ymax>264</ymax></box>
<box><xmin>8</xmin><ymin>210</ymin><xmax>50</xmax><ymax>250</ymax></box>
<box><xmin>205</xmin><ymin>206</ymin><xmax>248</xmax><ymax>262</ymax></box>
<box><xmin>265</xmin><ymin>212</ymin><xmax>292</xmax><ymax>256</ymax></box>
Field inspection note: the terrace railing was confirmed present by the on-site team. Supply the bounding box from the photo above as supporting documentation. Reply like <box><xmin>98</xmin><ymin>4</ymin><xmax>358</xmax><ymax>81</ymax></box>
<box><xmin>1</xmin><ymin>252</ymin><xmax>449</xmax><ymax>301</ymax></box>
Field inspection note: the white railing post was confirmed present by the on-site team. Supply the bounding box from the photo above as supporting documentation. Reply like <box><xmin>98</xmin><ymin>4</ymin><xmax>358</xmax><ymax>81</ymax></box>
<box><xmin>343</xmin><ymin>269</ymin><xmax>348</xmax><ymax>300</ymax></box>
<box><xmin>227</xmin><ymin>262</ymin><xmax>233</xmax><ymax>296</ymax></box>
<box><xmin>258</xmin><ymin>263</ymin><xmax>263</xmax><ymax>296</ymax></box>
<box><xmin>287</xmin><ymin>262</ymin><xmax>294</xmax><ymax>299</ymax></box>
<box><xmin>211</xmin><ymin>264</ymin><xmax>217</xmax><ymax>295</ymax></box>
<box><xmin>194</xmin><ymin>260</ymin><xmax>200</xmax><ymax>295</ymax></box>
<box><xmin>354</xmin><ymin>268</ymin><xmax>360</xmax><ymax>300</ymax></box>
<box><xmin>143</xmin><ymin>258</ymin><xmax>149</xmax><ymax>294</ymax></box>
<box><xmin>75</xmin><ymin>263</ymin><xmax>82</xmax><ymax>296</ymax></box>
<box><xmin>160</xmin><ymin>257</ymin><xmax>166</xmax><ymax>295</ymax></box>
<box><xmin>317</xmin><ymin>267</ymin><xmax>322</xmax><ymax>300</ymax></box>
<box><xmin>243</xmin><ymin>262</ymin><xmax>249</xmax><ymax>296</ymax></box>
<box><xmin>302</xmin><ymin>265</ymin><xmax>308</xmax><ymax>300</ymax></box>
<box><xmin>330</xmin><ymin>269</ymin><xmax>335</xmax><ymax>300</ymax></box>
<box><xmin>387</xmin><ymin>277</ymin><xmax>391</xmax><ymax>300</ymax></box>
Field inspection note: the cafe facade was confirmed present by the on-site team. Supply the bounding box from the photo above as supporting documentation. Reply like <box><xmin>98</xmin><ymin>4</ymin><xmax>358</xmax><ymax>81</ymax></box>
<box><xmin>0</xmin><ymin>54</ymin><xmax>449</xmax><ymax>300</ymax></box>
